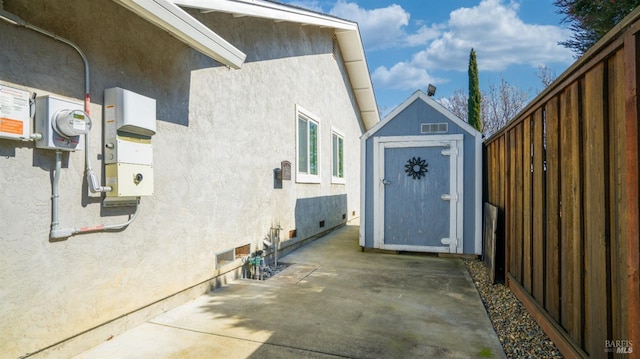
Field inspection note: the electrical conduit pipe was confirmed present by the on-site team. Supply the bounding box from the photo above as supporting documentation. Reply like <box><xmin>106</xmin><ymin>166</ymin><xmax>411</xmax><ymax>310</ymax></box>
<box><xmin>0</xmin><ymin>9</ymin><xmax>140</xmax><ymax>239</ymax></box>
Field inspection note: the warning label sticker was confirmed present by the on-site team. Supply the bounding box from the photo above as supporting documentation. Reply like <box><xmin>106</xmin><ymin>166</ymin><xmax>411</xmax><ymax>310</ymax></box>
<box><xmin>0</xmin><ymin>85</ymin><xmax>30</xmax><ymax>139</ymax></box>
<box><xmin>0</xmin><ymin>118</ymin><xmax>24</xmax><ymax>135</ymax></box>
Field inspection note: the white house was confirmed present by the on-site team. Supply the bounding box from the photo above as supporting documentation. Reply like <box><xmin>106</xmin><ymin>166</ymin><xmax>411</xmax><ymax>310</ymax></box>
<box><xmin>0</xmin><ymin>0</ymin><xmax>378</xmax><ymax>357</ymax></box>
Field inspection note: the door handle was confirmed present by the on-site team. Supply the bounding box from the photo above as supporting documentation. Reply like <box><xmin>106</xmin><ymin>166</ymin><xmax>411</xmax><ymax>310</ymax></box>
<box><xmin>381</xmin><ymin>178</ymin><xmax>391</xmax><ymax>185</ymax></box>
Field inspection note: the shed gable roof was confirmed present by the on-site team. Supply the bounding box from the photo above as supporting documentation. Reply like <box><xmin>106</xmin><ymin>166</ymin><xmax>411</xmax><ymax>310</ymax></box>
<box><xmin>362</xmin><ymin>90</ymin><xmax>481</xmax><ymax>140</ymax></box>
<box><xmin>171</xmin><ymin>0</ymin><xmax>380</xmax><ymax>130</ymax></box>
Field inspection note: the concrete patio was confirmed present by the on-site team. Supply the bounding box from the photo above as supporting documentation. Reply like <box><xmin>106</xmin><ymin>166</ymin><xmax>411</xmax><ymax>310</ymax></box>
<box><xmin>75</xmin><ymin>221</ymin><xmax>505</xmax><ymax>358</ymax></box>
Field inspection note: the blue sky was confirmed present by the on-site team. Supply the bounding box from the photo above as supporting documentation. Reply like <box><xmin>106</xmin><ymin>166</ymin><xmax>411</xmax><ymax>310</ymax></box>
<box><xmin>285</xmin><ymin>0</ymin><xmax>575</xmax><ymax>116</ymax></box>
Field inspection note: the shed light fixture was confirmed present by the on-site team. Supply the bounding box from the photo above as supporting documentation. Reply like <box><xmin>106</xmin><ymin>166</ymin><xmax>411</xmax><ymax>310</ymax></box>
<box><xmin>427</xmin><ymin>84</ymin><xmax>436</xmax><ymax>97</ymax></box>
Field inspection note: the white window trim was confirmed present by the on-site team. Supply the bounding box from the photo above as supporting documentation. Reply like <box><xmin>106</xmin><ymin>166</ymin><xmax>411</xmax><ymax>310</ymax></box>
<box><xmin>331</xmin><ymin>126</ymin><xmax>346</xmax><ymax>184</ymax></box>
<box><xmin>295</xmin><ymin>105</ymin><xmax>321</xmax><ymax>184</ymax></box>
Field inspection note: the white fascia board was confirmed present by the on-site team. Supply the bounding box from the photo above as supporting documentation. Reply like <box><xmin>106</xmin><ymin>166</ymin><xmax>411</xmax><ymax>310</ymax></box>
<box><xmin>173</xmin><ymin>0</ymin><xmax>356</xmax><ymax>30</ymax></box>
<box><xmin>335</xmin><ymin>28</ymin><xmax>379</xmax><ymax>131</ymax></box>
<box><xmin>113</xmin><ymin>0</ymin><xmax>246</xmax><ymax>68</ymax></box>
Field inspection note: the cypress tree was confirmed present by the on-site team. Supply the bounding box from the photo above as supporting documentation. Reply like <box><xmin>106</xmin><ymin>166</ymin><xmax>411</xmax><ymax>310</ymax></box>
<box><xmin>468</xmin><ymin>48</ymin><xmax>482</xmax><ymax>132</ymax></box>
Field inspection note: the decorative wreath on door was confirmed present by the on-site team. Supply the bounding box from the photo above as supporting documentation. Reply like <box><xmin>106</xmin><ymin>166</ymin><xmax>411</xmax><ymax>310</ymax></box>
<box><xmin>405</xmin><ymin>156</ymin><xmax>428</xmax><ymax>180</ymax></box>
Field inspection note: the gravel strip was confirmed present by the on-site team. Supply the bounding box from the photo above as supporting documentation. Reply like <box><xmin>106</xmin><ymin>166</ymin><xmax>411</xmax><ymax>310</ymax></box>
<box><xmin>464</xmin><ymin>259</ymin><xmax>563</xmax><ymax>358</ymax></box>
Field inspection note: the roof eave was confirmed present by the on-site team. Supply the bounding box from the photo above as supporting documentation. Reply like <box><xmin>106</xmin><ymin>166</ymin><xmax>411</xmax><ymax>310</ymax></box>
<box><xmin>113</xmin><ymin>0</ymin><xmax>246</xmax><ymax>68</ymax></box>
<box><xmin>172</xmin><ymin>0</ymin><xmax>380</xmax><ymax>130</ymax></box>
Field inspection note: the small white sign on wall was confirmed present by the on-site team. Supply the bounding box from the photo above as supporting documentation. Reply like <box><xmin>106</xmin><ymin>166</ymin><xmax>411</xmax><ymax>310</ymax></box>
<box><xmin>0</xmin><ymin>84</ymin><xmax>30</xmax><ymax>141</ymax></box>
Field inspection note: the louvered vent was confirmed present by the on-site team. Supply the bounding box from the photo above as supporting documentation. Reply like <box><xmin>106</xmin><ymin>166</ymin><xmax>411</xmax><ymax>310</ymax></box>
<box><xmin>421</xmin><ymin>123</ymin><xmax>448</xmax><ymax>134</ymax></box>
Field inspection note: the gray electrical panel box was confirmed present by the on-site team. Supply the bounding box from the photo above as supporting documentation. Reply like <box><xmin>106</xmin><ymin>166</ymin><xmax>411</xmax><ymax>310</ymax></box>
<box><xmin>34</xmin><ymin>96</ymin><xmax>85</xmax><ymax>151</ymax></box>
<box><xmin>103</xmin><ymin>88</ymin><xmax>156</xmax><ymax>204</ymax></box>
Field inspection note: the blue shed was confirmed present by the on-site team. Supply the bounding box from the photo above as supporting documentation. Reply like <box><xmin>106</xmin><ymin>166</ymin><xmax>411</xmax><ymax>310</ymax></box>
<box><xmin>360</xmin><ymin>90</ymin><xmax>482</xmax><ymax>255</ymax></box>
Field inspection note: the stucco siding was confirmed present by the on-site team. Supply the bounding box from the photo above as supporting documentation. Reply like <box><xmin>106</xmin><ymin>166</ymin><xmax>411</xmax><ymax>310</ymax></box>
<box><xmin>0</xmin><ymin>1</ymin><xmax>364</xmax><ymax>357</ymax></box>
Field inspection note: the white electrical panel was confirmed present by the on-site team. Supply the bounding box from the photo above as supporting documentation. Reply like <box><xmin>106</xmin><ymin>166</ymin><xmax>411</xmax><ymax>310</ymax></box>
<box><xmin>104</xmin><ymin>88</ymin><xmax>155</xmax><ymax>165</ymax></box>
<box><xmin>0</xmin><ymin>85</ymin><xmax>31</xmax><ymax>141</ymax></box>
<box><xmin>104</xmin><ymin>87</ymin><xmax>155</xmax><ymax>137</ymax></box>
<box><xmin>103</xmin><ymin>88</ymin><xmax>156</xmax><ymax>201</ymax></box>
<box><xmin>105</xmin><ymin>163</ymin><xmax>154</xmax><ymax>197</ymax></box>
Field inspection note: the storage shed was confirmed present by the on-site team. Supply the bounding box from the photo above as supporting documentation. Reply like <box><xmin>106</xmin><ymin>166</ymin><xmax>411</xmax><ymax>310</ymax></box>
<box><xmin>360</xmin><ymin>90</ymin><xmax>482</xmax><ymax>255</ymax></box>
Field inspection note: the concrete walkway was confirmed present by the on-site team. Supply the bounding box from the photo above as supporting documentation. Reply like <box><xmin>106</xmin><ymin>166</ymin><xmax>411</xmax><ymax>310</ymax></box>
<box><xmin>75</xmin><ymin>222</ymin><xmax>505</xmax><ymax>358</ymax></box>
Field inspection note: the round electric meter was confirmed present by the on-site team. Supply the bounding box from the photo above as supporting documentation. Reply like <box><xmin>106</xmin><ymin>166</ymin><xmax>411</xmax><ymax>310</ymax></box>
<box><xmin>53</xmin><ymin>109</ymin><xmax>92</xmax><ymax>138</ymax></box>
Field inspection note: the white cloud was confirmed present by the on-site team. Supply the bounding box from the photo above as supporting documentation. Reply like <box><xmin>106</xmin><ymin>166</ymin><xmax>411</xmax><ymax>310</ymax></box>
<box><xmin>413</xmin><ymin>0</ymin><xmax>573</xmax><ymax>71</ymax></box>
<box><xmin>328</xmin><ymin>1</ymin><xmax>410</xmax><ymax>50</ymax></box>
<box><xmin>284</xmin><ymin>0</ymin><xmax>436</xmax><ymax>49</ymax></box>
<box><xmin>371</xmin><ymin>62</ymin><xmax>445</xmax><ymax>90</ymax></box>
<box><xmin>371</xmin><ymin>0</ymin><xmax>573</xmax><ymax>90</ymax></box>
<box><xmin>405</xmin><ymin>24</ymin><xmax>441</xmax><ymax>47</ymax></box>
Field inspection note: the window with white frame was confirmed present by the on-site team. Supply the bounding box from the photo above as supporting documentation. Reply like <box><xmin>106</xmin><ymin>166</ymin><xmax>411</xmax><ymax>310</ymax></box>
<box><xmin>296</xmin><ymin>106</ymin><xmax>320</xmax><ymax>183</ymax></box>
<box><xmin>331</xmin><ymin>128</ymin><xmax>345</xmax><ymax>183</ymax></box>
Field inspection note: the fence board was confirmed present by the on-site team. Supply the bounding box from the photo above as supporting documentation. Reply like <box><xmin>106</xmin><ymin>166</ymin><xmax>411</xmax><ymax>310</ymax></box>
<box><xmin>608</xmin><ymin>49</ymin><xmax>629</xmax><ymax>351</ymax></box>
<box><xmin>514</xmin><ymin>124</ymin><xmax>523</xmax><ymax>283</ymax></box>
<box><xmin>491</xmin><ymin>144</ymin><xmax>498</xmax><ymax>207</ymax></box>
<box><xmin>532</xmin><ymin>108</ymin><xmax>545</xmax><ymax>303</ymax></box>
<box><xmin>508</xmin><ymin>130</ymin><xmax>516</xmax><ymax>279</ymax></box>
<box><xmin>498</xmin><ymin>135</ymin><xmax>505</xmax><ymax>213</ymax></box>
<box><xmin>623</xmin><ymin>28</ymin><xmax>640</xmax><ymax>353</ymax></box>
<box><xmin>582</xmin><ymin>63</ymin><xmax>609</xmax><ymax>356</ymax></box>
<box><xmin>545</xmin><ymin>97</ymin><xmax>560</xmax><ymax>322</ymax></box>
<box><xmin>558</xmin><ymin>82</ymin><xmax>583</xmax><ymax>347</ymax></box>
<box><xmin>522</xmin><ymin>117</ymin><xmax>532</xmax><ymax>293</ymax></box>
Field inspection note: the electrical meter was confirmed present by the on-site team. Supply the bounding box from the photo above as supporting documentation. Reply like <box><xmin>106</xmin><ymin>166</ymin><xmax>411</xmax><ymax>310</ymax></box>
<box><xmin>53</xmin><ymin>109</ymin><xmax>91</xmax><ymax>138</ymax></box>
<box><xmin>34</xmin><ymin>96</ymin><xmax>85</xmax><ymax>151</ymax></box>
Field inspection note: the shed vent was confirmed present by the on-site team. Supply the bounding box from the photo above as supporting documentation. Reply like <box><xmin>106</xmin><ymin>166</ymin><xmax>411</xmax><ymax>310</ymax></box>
<box><xmin>421</xmin><ymin>123</ymin><xmax>448</xmax><ymax>134</ymax></box>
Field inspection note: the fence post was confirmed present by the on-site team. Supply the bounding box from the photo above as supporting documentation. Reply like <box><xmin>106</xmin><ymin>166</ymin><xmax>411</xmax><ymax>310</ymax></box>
<box><xmin>624</xmin><ymin>28</ymin><xmax>640</xmax><ymax>357</ymax></box>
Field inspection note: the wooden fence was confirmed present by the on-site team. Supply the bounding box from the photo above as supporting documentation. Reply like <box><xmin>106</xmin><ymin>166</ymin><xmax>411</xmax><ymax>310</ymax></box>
<box><xmin>484</xmin><ymin>8</ymin><xmax>640</xmax><ymax>358</ymax></box>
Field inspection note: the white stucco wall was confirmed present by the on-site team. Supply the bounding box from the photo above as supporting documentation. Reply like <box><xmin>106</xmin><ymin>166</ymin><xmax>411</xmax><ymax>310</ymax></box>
<box><xmin>0</xmin><ymin>1</ymin><xmax>364</xmax><ymax>357</ymax></box>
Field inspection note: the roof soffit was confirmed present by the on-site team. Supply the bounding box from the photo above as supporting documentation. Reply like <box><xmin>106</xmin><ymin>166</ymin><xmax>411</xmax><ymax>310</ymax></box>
<box><xmin>113</xmin><ymin>0</ymin><xmax>246</xmax><ymax>68</ymax></box>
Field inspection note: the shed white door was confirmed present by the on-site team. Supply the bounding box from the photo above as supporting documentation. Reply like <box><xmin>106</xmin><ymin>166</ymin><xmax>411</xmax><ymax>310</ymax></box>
<box><xmin>373</xmin><ymin>135</ymin><xmax>463</xmax><ymax>253</ymax></box>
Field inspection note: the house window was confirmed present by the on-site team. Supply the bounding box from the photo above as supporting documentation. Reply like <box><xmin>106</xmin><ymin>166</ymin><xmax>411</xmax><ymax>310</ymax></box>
<box><xmin>296</xmin><ymin>106</ymin><xmax>320</xmax><ymax>183</ymax></box>
<box><xmin>331</xmin><ymin>128</ymin><xmax>345</xmax><ymax>184</ymax></box>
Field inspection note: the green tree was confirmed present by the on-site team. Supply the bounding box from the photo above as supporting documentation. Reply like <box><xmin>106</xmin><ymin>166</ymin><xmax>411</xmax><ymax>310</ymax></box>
<box><xmin>467</xmin><ymin>48</ymin><xmax>482</xmax><ymax>132</ymax></box>
<box><xmin>555</xmin><ymin>0</ymin><xmax>640</xmax><ymax>55</ymax></box>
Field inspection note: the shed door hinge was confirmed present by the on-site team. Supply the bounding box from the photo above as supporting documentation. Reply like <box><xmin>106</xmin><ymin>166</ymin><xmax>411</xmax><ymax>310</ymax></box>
<box><xmin>441</xmin><ymin>193</ymin><xmax>458</xmax><ymax>201</ymax></box>
<box><xmin>440</xmin><ymin>237</ymin><xmax>457</xmax><ymax>245</ymax></box>
<box><xmin>441</xmin><ymin>148</ymin><xmax>457</xmax><ymax>156</ymax></box>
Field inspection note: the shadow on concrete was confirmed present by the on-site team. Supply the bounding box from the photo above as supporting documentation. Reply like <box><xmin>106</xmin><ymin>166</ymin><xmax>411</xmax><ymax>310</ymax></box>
<box><xmin>138</xmin><ymin>224</ymin><xmax>506</xmax><ymax>359</ymax></box>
